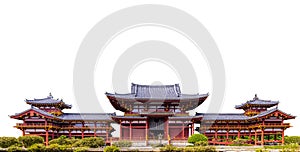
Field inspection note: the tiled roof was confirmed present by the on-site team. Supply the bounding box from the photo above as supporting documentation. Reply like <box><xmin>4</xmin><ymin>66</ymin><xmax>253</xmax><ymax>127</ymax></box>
<box><xmin>196</xmin><ymin>108</ymin><xmax>294</xmax><ymax>121</ymax></box>
<box><xmin>235</xmin><ymin>94</ymin><xmax>279</xmax><ymax>109</ymax></box>
<box><xmin>25</xmin><ymin>93</ymin><xmax>72</xmax><ymax>108</ymax></box>
<box><xmin>106</xmin><ymin>83</ymin><xmax>208</xmax><ymax>100</ymax></box>
<box><xmin>58</xmin><ymin>113</ymin><xmax>116</xmax><ymax>121</ymax></box>
<box><xmin>195</xmin><ymin>113</ymin><xmax>248</xmax><ymax>120</ymax></box>
<box><xmin>10</xmin><ymin>107</ymin><xmax>55</xmax><ymax>118</ymax></box>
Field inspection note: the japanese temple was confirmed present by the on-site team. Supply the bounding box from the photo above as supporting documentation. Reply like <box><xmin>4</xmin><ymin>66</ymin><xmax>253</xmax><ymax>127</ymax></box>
<box><xmin>10</xmin><ymin>84</ymin><xmax>295</xmax><ymax>145</ymax></box>
<box><xmin>10</xmin><ymin>93</ymin><xmax>115</xmax><ymax>145</ymax></box>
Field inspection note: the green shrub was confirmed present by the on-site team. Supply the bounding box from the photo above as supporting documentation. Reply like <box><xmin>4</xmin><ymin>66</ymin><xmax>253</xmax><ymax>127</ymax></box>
<box><xmin>187</xmin><ymin>134</ymin><xmax>208</xmax><ymax>144</ymax></box>
<box><xmin>112</xmin><ymin>140</ymin><xmax>132</xmax><ymax>147</ymax></box>
<box><xmin>183</xmin><ymin>146</ymin><xmax>216</xmax><ymax>152</ymax></box>
<box><xmin>255</xmin><ymin>148</ymin><xmax>268</xmax><ymax>152</ymax></box>
<box><xmin>194</xmin><ymin>141</ymin><xmax>208</xmax><ymax>146</ymax></box>
<box><xmin>73</xmin><ymin>137</ymin><xmax>105</xmax><ymax>148</ymax></box>
<box><xmin>27</xmin><ymin>143</ymin><xmax>46</xmax><ymax>152</ymax></box>
<box><xmin>229</xmin><ymin>139</ymin><xmax>251</xmax><ymax>146</ymax></box>
<box><xmin>49</xmin><ymin>135</ymin><xmax>76</xmax><ymax>146</ymax></box>
<box><xmin>7</xmin><ymin>145</ymin><xmax>24</xmax><ymax>152</ymax></box>
<box><xmin>285</xmin><ymin>136</ymin><xmax>300</xmax><ymax>145</ymax></box>
<box><xmin>160</xmin><ymin>144</ymin><xmax>181</xmax><ymax>152</ymax></box>
<box><xmin>104</xmin><ymin>145</ymin><xmax>120</xmax><ymax>152</ymax></box>
<box><xmin>74</xmin><ymin>147</ymin><xmax>89</xmax><ymax>152</ymax></box>
<box><xmin>45</xmin><ymin>144</ymin><xmax>72</xmax><ymax>152</ymax></box>
<box><xmin>0</xmin><ymin>137</ymin><xmax>19</xmax><ymax>148</ymax></box>
<box><xmin>18</xmin><ymin>136</ymin><xmax>44</xmax><ymax>148</ymax></box>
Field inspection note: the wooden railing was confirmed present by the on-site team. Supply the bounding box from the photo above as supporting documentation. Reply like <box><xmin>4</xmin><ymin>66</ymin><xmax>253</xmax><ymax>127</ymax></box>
<box><xmin>15</xmin><ymin>123</ymin><xmax>60</xmax><ymax>128</ymax></box>
<box><xmin>200</xmin><ymin>123</ymin><xmax>290</xmax><ymax>130</ymax></box>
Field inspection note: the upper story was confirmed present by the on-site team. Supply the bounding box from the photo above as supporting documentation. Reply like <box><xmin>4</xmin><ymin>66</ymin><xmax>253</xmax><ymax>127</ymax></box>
<box><xmin>106</xmin><ymin>83</ymin><xmax>209</xmax><ymax>116</ymax></box>
<box><xmin>235</xmin><ymin>94</ymin><xmax>279</xmax><ymax>116</ymax></box>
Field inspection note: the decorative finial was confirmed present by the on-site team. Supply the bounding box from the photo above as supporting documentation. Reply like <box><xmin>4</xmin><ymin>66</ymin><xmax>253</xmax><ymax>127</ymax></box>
<box><xmin>254</xmin><ymin>94</ymin><xmax>258</xmax><ymax>100</ymax></box>
<box><xmin>48</xmin><ymin>92</ymin><xmax>53</xmax><ymax>98</ymax></box>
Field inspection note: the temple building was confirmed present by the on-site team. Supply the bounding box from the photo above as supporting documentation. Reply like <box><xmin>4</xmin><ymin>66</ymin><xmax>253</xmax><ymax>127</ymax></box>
<box><xmin>10</xmin><ymin>93</ymin><xmax>115</xmax><ymax>145</ymax></box>
<box><xmin>106</xmin><ymin>83</ymin><xmax>208</xmax><ymax>141</ymax></box>
<box><xmin>10</xmin><ymin>84</ymin><xmax>295</xmax><ymax>146</ymax></box>
<box><xmin>194</xmin><ymin>94</ymin><xmax>295</xmax><ymax>145</ymax></box>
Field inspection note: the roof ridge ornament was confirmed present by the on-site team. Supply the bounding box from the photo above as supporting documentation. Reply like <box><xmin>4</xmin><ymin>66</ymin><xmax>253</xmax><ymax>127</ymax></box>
<box><xmin>48</xmin><ymin>92</ymin><xmax>53</xmax><ymax>98</ymax></box>
<box><xmin>253</xmin><ymin>94</ymin><xmax>259</xmax><ymax>100</ymax></box>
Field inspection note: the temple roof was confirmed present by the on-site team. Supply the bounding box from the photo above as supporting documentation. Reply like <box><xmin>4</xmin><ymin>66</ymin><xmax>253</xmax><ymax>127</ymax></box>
<box><xmin>25</xmin><ymin>93</ymin><xmax>72</xmax><ymax>109</ymax></box>
<box><xmin>195</xmin><ymin>113</ymin><xmax>248</xmax><ymax>120</ymax></box>
<box><xmin>106</xmin><ymin>83</ymin><xmax>208</xmax><ymax>100</ymax></box>
<box><xmin>195</xmin><ymin>107</ymin><xmax>295</xmax><ymax>121</ymax></box>
<box><xmin>10</xmin><ymin>107</ymin><xmax>56</xmax><ymax>119</ymax></box>
<box><xmin>235</xmin><ymin>94</ymin><xmax>279</xmax><ymax>109</ymax></box>
<box><xmin>58</xmin><ymin>113</ymin><xmax>116</xmax><ymax>121</ymax></box>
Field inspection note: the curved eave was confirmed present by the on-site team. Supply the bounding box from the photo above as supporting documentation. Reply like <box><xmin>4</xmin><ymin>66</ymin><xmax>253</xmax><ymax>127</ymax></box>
<box><xmin>235</xmin><ymin>103</ymin><xmax>279</xmax><ymax>109</ymax></box>
<box><xmin>106</xmin><ymin>94</ymin><xmax>208</xmax><ymax>112</ymax></box>
<box><xmin>112</xmin><ymin>116</ymin><xmax>147</xmax><ymax>123</ymax></box>
<box><xmin>106</xmin><ymin>95</ymin><xmax>130</xmax><ymax>112</ymax></box>
<box><xmin>10</xmin><ymin>109</ymin><xmax>56</xmax><ymax>120</ymax></box>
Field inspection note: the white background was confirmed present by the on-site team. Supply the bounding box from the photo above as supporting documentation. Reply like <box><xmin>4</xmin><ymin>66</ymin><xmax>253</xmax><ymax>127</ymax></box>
<box><xmin>0</xmin><ymin>0</ymin><xmax>299</xmax><ymax>137</ymax></box>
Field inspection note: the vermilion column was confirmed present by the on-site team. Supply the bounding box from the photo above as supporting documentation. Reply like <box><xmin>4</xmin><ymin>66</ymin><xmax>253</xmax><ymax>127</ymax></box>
<box><xmin>129</xmin><ymin>121</ymin><xmax>132</xmax><ymax>140</ymax></box>
<box><xmin>282</xmin><ymin>129</ymin><xmax>285</xmax><ymax>145</ymax></box>
<box><xmin>191</xmin><ymin>122</ymin><xmax>194</xmax><ymax>135</ymax></box>
<box><xmin>120</xmin><ymin>121</ymin><xmax>122</xmax><ymax>140</ymax></box>
<box><xmin>45</xmin><ymin>129</ymin><xmax>49</xmax><ymax>146</ymax></box>
<box><xmin>261</xmin><ymin>128</ymin><xmax>264</xmax><ymax>146</ymax></box>
<box><xmin>182</xmin><ymin>122</ymin><xmax>185</xmax><ymax>139</ymax></box>
<box><xmin>254</xmin><ymin>129</ymin><xmax>257</xmax><ymax>145</ymax></box>
<box><xmin>226</xmin><ymin>129</ymin><xmax>229</xmax><ymax>142</ymax></box>
<box><xmin>145</xmin><ymin>119</ymin><xmax>148</xmax><ymax>141</ymax></box>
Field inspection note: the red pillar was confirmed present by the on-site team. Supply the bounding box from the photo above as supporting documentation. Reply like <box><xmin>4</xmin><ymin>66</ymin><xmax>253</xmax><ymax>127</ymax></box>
<box><xmin>254</xmin><ymin>129</ymin><xmax>257</xmax><ymax>145</ymax></box>
<box><xmin>94</xmin><ymin>122</ymin><xmax>96</xmax><ymax>137</ymax></box>
<box><xmin>81</xmin><ymin>122</ymin><xmax>84</xmax><ymax>139</ymax></box>
<box><xmin>68</xmin><ymin>130</ymin><xmax>71</xmax><ymax>138</ymax></box>
<box><xmin>22</xmin><ymin>129</ymin><xmax>25</xmax><ymax>136</ymax></box>
<box><xmin>238</xmin><ymin>130</ymin><xmax>240</xmax><ymax>139</ymax></box>
<box><xmin>282</xmin><ymin>129</ymin><xmax>285</xmax><ymax>145</ymax></box>
<box><xmin>120</xmin><ymin>122</ymin><xmax>122</xmax><ymax>140</ymax></box>
<box><xmin>182</xmin><ymin>122</ymin><xmax>185</xmax><ymax>139</ymax></box>
<box><xmin>145</xmin><ymin>119</ymin><xmax>148</xmax><ymax>141</ymax></box>
<box><xmin>129</xmin><ymin>121</ymin><xmax>132</xmax><ymax>141</ymax></box>
<box><xmin>106</xmin><ymin>129</ymin><xmax>109</xmax><ymax>141</ymax></box>
<box><xmin>226</xmin><ymin>130</ymin><xmax>229</xmax><ymax>143</ymax></box>
<box><xmin>165</xmin><ymin>118</ymin><xmax>169</xmax><ymax>139</ymax></box>
<box><xmin>45</xmin><ymin>129</ymin><xmax>49</xmax><ymax>146</ymax></box>
<box><xmin>191</xmin><ymin>122</ymin><xmax>194</xmax><ymax>135</ymax></box>
<box><xmin>52</xmin><ymin>131</ymin><xmax>54</xmax><ymax>139</ymax></box>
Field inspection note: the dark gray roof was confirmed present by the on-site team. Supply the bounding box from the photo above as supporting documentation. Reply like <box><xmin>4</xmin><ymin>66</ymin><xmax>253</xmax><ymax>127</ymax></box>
<box><xmin>196</xmin><ymin>108</ymin><xmax>294</xmax><ymax>121</ymax></box>
<box><xmin>235</xmin><ymin>94</ymin><xmax>279</xmax><ymax>109</ymax></box>
<box><xmin>25</xmin><ymin>93</ymin><xmax>72</xmax><ymax>108</ymax></box>
<box><xmin>58</xmin><ymin>113</ymin><xmax>115</xmax><ymax>121</ymax></box>
<box><xmin>10</xmin><ymin>107</ymin><xmax>55</xmax><ymax>118</ymax></box>
<box><xmin>106</xmin><ymin>83</ymin><xmax>208</xmax><ymax>100</ymax></box>
<box><xmin>195</xmin><ymin>113</ymin><xmax>248</xmax><ymax>120</ymax></box>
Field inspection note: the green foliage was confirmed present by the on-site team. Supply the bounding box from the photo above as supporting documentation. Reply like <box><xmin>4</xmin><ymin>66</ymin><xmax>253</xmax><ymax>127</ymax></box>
<box><xmin>27</xmin><ymin>143</ymin><xmax>46</xmax><ymax>152</ymax></box>
<box><xmin>229</xmin><ymin>139</ymin><xmax>251</xmax><ymax>146</ymax></box>
<box><xmin>104</xmin><ymin>145</ymin><xmax>120</xmax><ymax>152</ymax></box>
<box><xmin>255</xmin><ymin>148</ymin><xmax>269</xmax><ymax>152</ymax></box>
<box><xmin>187</xmin><ymin>134</ymin><xmax>208</xmax><ymax>144</ymax></box>
<box><xmin>285</xmin><ymin>136</ymin><xmax>300</xmax><ymax>145</ymax></box>
<box><xmin>74</xmin><ymin>147</ymin><xmax>89</xmax><ymax>152</ymax></box>
<box><xmin>7</xmin><ymin>145</ymin><xmax>24</xmax><ymax>152</ymax></box>
<box><xmin>0</xmin><ymin>137</ymin><xmax>19</xmax><ymax>148</ymax></box>
<box><xmin>45</xmin><ymin>144</ymin><xmax>72</xmax><ymax>152</ymax></box>
<box><xmin>112</xmin><ymin>140</ymin><xmax>132</xmax><ymax>147</ymax></box>
<box><xmin>73</xmin><ymin>137</ymin><xmax>105</xmax><ymax>148</ymax></box>
<box><xmin>194</xmin><ymin>141</ymin><xmax>208</xmax><ymax>146</ymax></box>
<box><xmin>49</xmin><ymin>135</ymin><xmax>78</xmax><ymax>146</ymax></box>
<box><xmin>18</xmin><ymin>136</ymin><xmax>44</xmax><ymax>148</ymax></box>
<box><xmin>160</xmin><ymin>145</ymin><xmax>181</xmax><ymax>152</ymax></box>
